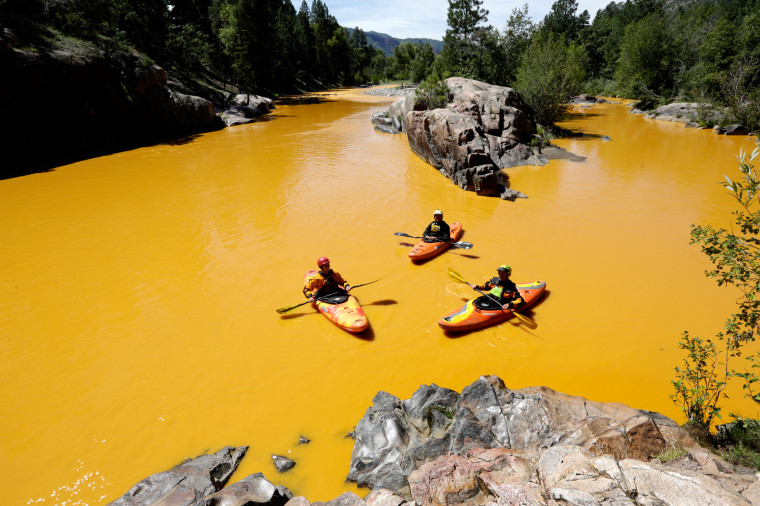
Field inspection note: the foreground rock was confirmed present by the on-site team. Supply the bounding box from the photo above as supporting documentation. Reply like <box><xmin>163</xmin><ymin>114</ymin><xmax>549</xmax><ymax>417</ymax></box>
<box><xmin>109</xmin><ymin>446</ymin><xmax>250</xmax><ymax>505</ymax></box>
<box><xmin>345</xmin><ymin>375</ymin><xmax>760</xmax><ymax>504</ymax></box>
<box><xmin>375</xmin><ymin>77</ymin><xmax>550</xmax><ymax>200</ymax></box>
<box><xmin>107</xmin><ymin>376</ymin><xmax>760</xmax><ymax>505</ymax></box>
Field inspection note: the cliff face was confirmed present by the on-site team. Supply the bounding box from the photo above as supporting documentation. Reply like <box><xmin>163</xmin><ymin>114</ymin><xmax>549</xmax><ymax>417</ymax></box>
<box><xmin>0</xmin><ymin>43</ymin><xmax>223</xmax><ymax>179</ymax></box>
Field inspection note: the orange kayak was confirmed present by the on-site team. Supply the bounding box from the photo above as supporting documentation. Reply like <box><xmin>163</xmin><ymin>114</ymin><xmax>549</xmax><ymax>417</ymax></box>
<box><xmin>408</xmin><ymin>222</ymin><xmax>463</xmax><ymax>262</ymax></box>
<box><xmin>438</xmin><ymin>280</ymin><xmax>546</xmax><ymax>332</ymax></box>
<box><xmin>303</xmin><ymin>270</ymin><xmax>369</xmax><ymax>333</ymax></box>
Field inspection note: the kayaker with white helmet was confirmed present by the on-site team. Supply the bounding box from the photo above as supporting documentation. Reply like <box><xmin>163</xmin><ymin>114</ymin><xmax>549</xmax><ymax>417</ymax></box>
<box><xmin>303</xmin><ymin>257</ymin><xmax>352</xmax><ymax>303</ymax></box>
<box><xmin>474</xmin><ymin>265</ymin><xmax>523</xmax><ymax>310</ymax></box>
<box><xmin>422</xmin><ymin>209</ymin><xmax>451</xmax><ymax>243</ymax></box>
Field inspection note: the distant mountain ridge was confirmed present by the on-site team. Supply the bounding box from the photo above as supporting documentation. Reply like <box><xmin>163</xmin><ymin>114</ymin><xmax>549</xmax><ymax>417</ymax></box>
<box><xmin>346</xmin><ymin>28</ymin><xmax>443</xmax><ymax>56</ymax></box>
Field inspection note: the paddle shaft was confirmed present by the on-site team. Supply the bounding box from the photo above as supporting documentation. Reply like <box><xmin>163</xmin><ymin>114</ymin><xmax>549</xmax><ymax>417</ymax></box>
<box><xmin>276</xmin><ymin>279</ymin><xmax>381</xmax><ymax>314</ymax></box>
<box><xmin>394</xmin><ymin>232</ymin><xmax>472</xmax><ymax>249</ymax></box>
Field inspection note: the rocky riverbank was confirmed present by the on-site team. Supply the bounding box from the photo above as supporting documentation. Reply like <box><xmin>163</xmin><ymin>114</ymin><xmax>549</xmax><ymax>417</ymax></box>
<box><xmin>107</xmin><ymin>375</ymin><xmax>760</xmax><ymax>505</ymax></box>
<box><xmin>1</xmin><ymin>38</ymin><xmax>275</xmax><ymax>179</ymax></box>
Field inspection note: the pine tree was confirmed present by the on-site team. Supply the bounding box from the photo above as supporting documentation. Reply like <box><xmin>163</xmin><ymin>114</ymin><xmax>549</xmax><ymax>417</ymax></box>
<box><xmin>440</xmin><ymin>0</ymin><xmax>490</xmax><ymax>78</ymax></box>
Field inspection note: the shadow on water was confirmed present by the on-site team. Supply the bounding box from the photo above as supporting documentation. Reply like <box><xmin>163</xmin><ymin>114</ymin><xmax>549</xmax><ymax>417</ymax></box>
<box><xmin>353</xmin><ymin>324</ymin><xmax>375</xmax><ymax>341</ymax></box>
<box><xmin>276</xmin><ymin>95</ymin><xmax>331</xmax><ymax>106</ymax></box>
<box><xmin>560</xmin><ymin>111</ymin><xmax>607</xmax><ymax>120</ymax></box>
<box><xmin>363</xmin><ymin>299</ymin><xmax>398</xmax><ymax>307</ymax></box>
<box><xmin>161</xmin><ymin>133</ymin><xmax>203</xmax><ymax>146</ymax></box>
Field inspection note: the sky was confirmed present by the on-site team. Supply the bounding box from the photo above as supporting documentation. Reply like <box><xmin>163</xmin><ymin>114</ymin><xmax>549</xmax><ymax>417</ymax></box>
<box><xmin>293</xmin><ymin>0</ymin><xmax>614</xmax><ymax>40</ymax></box>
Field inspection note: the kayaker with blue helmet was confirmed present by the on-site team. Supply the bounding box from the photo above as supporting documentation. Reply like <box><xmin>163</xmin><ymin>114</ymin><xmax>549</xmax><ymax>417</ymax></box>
<box><xmin>422</xmin><ymin>209</ymin><xmax>451</xmax><ymax>243</ymax></box>
<box><xmin>473</xmin><ymin>265</ymin><xmax>523</xmax><ymax>310</ymax></box>
<box><xmin>303</xmin><ymin>257</ymin><xmax>351</xmax><ymax>303</ymax></box>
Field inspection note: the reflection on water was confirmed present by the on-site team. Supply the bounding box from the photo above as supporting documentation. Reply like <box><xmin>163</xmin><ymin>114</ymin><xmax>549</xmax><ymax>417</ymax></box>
<box><xmin>1</xmin><ymin>88</ymin><xmax>758</xmax><ymax>504</ymax></box>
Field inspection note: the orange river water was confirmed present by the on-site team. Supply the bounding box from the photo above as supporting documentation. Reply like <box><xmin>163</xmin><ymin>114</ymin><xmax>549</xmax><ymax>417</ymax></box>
<box><xmin>1</xmin><ymin>86</ymin><xmax>759</xmax><ymax>504</ymax></box>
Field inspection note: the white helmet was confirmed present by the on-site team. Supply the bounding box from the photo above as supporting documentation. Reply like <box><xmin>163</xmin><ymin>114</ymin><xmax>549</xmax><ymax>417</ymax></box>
<box><xmin>433</xmin><ymin>209</ymin><xmax>443</xmax><ymax>215</ymax></box>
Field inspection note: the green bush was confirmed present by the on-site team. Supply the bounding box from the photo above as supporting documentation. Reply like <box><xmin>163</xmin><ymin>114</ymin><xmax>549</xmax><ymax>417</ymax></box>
<box><xmin>415</xmin><ymin>72</ymin><xmax>451</xmax><ymax>110</ymax></box>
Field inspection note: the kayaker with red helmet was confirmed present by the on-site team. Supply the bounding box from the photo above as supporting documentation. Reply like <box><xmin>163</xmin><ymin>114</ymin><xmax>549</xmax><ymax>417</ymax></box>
<box><xmin>303</xmin><ymin>257</ymin><xmax>352</xmax><ymax>303</ymax></box>
<box><xmin>473</xmin><ymin>265</ymin><xmax>523</xmax><ymax>310</ymax></box>
<box><xmin>422</xmin><ymin>209</ymin><xmax>451</xmax><ymax>243</ymax></box>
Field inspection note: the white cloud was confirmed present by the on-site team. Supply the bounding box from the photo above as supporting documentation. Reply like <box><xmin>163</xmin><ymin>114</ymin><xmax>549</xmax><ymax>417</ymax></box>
<box><xmin>293</xmin><ymin>0</ymin><xmax>613</xmax><ymax>40</ymax></box>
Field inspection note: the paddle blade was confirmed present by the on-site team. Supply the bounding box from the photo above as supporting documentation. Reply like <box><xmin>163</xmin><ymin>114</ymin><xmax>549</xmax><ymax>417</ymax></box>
<box><xmin>450</xmin><ymin>241</ymin><xmax>473</xmax><ymax>250</ymax></box>
<box><xmin>512</xmin><ymin>311</ymin><xmax>537</xmax><ymax>328</ymax></box>
<box><xmin>275</xmin><ymin>301</ymin><xmax>309</xmax><ymax>314</ymax></box>
<box><xmin>394</xmin><ymin>232</ymin><xmax>415</xmax><ymax>238</ymax></box>
<box><xmin>448</xmin><ymin>268</ymin><xmax>467</xmax><ymax>284</ymax></box>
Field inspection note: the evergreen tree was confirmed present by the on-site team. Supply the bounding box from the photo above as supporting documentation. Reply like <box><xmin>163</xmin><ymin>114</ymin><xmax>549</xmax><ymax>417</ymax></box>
<box><xmin>440</xmin><ymin>0</ymin><xmax>490</xmax><ymax>78</ymax></box>
<box><xmin>294</xmin><ymin>0</ymin><xmax>317</xmax><ymax>82</ymax></box>
<box><xmin>540</xmin><ymin>0</ymin><xmax>588</xmax><ymax>43</ymax></box>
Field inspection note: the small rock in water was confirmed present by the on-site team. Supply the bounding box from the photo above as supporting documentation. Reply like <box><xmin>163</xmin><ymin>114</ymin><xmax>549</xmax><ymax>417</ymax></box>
<box><xmin>298</xmin><ymin>435</ymin><xmax>311</xmax><ymax>445</ymax></box>
<box><xmin>272</xmin><ymin>454</ymin><xmax>296</xmax><ymax>473</ymax></box>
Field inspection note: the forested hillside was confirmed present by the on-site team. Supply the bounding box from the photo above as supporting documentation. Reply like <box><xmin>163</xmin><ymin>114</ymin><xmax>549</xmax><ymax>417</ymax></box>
<box><xmin>1</xmin><ymin>0</ymin><xmax>759</xmax><ymax>128</ymax></box>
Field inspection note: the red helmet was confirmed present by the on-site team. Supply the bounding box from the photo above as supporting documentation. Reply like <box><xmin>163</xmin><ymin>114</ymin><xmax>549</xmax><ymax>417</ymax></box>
<box><xmin>317</xmin><ymin>257</ymin><xmax>330</xmax><ymax>267</ymax></box>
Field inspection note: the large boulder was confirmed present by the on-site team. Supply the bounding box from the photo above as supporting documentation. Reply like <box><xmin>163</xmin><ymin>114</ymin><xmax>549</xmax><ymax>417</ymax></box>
<box><xmin>108</xmin><ymin>446</ymin><xmax>248</xmax><ymax>505</ymax></box>
<box><xmin>218</xmin><ymin>94</ymin><xmax>275</xmax><ymax>127</ymax></box>
<box><xmin>347</xmin><ymin>375</ymin><xmax>696</xmax><ymax>497</ymax></box>
<box><xmin>386</xmin><ymin>77</ymin><xmax>538</xmax><ymax>199</ymax></box>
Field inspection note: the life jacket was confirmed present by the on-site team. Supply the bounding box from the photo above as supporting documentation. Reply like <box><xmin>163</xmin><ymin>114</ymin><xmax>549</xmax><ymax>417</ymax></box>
<box><xmin>488</xmin><ymin>277</ymin><xmax>516</xmax><ymax>300</ymax></box>
<box><xmin>488</xmin><ymin>276</ymin><xmax>503</xmax><ymax>298</ymax></box>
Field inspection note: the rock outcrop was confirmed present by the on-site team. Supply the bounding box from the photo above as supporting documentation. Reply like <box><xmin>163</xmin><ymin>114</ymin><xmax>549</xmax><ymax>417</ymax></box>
<box><xmin>108</xmin><ymin>446</ymin><xmax>250</xmax><ymax>505</ymax></box>
<box><xmin>344</xmin><ymin>375</ymin><xmax>760</xmax><ymax>503</ymax></box>
<box><xmin>218</xmin><ymin>94</ymin><xmax>275</xmax><ymax>127</ymax></box>
<box><xmin>1</xmin><ymin>46</ymin><xmax>225</xmax><ymax>179</ymax></box>
<box><xmin>106</xmin><ymin>376</ymin><xmax>760</xmax><ymax>506</ymax></box>
<box><xmin>376</xmin><ymin>78</ymin><xmax>545</xmax><ymax>200</ymax></box>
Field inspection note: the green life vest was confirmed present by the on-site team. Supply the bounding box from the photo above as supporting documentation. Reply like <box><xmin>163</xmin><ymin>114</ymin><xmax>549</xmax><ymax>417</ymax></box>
<box><xmin>488</xmin><ymin>277</ymin><xmax>504</xmax><ymax>298</ymax></box>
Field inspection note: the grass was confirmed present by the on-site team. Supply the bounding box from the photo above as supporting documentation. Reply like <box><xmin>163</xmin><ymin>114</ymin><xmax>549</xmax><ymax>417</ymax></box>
<box><xmin>657</xmin><ymin>444</ymin><xmax>688</xmax><ymax>463</ymax></box>
<box><xmin>714</xmin><ymin>417</ymin><xmax>760</xmax><ymax>471</ymax></box>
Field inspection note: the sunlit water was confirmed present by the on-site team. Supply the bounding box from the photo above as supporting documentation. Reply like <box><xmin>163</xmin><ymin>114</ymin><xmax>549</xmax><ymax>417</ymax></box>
<box><xmin>1</xmin><ymin>87</ymin><xmax>758</xmax><ymax>505</ymax></box>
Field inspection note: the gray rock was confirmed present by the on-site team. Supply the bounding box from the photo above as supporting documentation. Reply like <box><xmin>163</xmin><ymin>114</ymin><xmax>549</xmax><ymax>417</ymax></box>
<box><xmin>218</xmin><ymin>94</ymin><xmax>275</xmax><ymax>127</ymax></box>
<box><xmin>725</xmin><ymin>124</ymin><xmax>748</xmax><ymax>135</ymax></box>
<box><xmin>198</xmin><ymin>472</ymin><xmax>293</xmax><ymax>506</ymax></box>
<box><xmin>107</xmin><ymin>446</ymin><xmax>247</xmax><ymax>505</ymax></box>
<box><xmin>571</xmin><ymin>94</ymin><xmax>607</xmax><ymax>104</ymax></box>
<box><xmin>273</xmin><ymin>454</ymin><xmax>296</xmax><ymax>473</ymax></box>
<box><xmin>347</xmin><ymin>376</ymin><xmax>699</xmax><ymax>498</ymax></box>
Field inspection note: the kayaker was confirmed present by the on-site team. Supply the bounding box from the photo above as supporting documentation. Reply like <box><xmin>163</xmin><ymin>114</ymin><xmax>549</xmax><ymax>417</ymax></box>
<box><xmin>422</xmin><ymin>209</ymin><xmax>451</xmax><ymax>243</ymax></box>
<box><xmin>303</xmin><ymin>257</ymin><xmax>352</xmax><ymax>303</ymax></box>
<box><xmin>473</xmin><ymin>265</ymin><xmax>523</xmax><ymax>310</ymax></box>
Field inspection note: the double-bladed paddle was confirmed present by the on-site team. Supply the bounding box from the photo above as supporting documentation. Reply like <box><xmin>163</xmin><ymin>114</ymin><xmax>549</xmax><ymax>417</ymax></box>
<box><xmin>275</xmin><ymin>278</ymin><xmax>382</xmax><ymax>314</ymax></box>
<box><xmin>394</xmin><ymin>232</ymin><xmax>473</xmax><ymax>250</ymax></box>
<box><xmin>447</xmin><ymin>268</ymin><xmax>536</xmax><ymax>327</ymax></box>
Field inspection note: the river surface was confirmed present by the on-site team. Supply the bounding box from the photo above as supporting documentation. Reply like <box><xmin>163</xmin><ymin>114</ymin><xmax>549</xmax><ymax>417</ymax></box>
<box><xmin>1</xmin><ymin>87</ymin><xmax>759</xmax><ymax>505</ymax></box>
